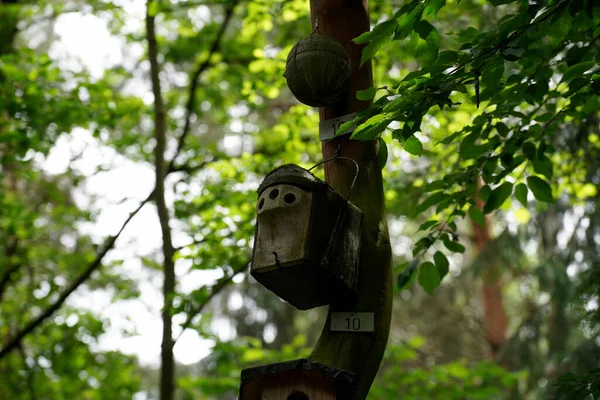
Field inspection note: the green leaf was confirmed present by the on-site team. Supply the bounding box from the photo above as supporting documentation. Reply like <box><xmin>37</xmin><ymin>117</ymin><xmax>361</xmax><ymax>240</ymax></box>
<box><xmin>419</xmin><ymin>220</ymin><xmax>439</xmax><ymax>231</ymax></box>
<box><xmin>468</xmin><ymin>206</ymin><xmax>486</xmax><ymax>226</ymax></box>
<box><xmin>424</xmin><ymin>0</ymin><xmax>446</xmax><ymax>18</ymax></box>
<box><xmin>404</xmin><ymin>136</ymin><xmax>423</xmax><ymax>155</ymax></box>
<box><xmin>241</xmin><ymin>348</ymin><xmax>264</xmax><ymax>363</ymax></box>
<box><xmin>534</xmin><ymin>113</ymin><xmax>554</xmax><ymax>122</ymax></box>
<box><xmin>418</xmin><ymin>262</ymin><xmax>441</xmax><ymax>295</ymax></box>
<box><xmin>394</xmin><ymin>2</ymin><xmax>424</xmax><ymax>40</ymax></box>
<box><xmin>412</xmin><ymin>20</ymin><xmax>440</xmax><ymax>66</ymax></box>
<box><xmin>442</xmin><ymin>235</ymin><xmax>465</xmax><ymax>253</ymax></box>
<box><xmin>423</xmin><ymin>180</ymin><xmax>446</xmax><ymax>192</ymax></box>
<box><xmin>351</xmin><ymin>114</ymin><xmax>386</xmax><ymax>140</ymax></box>
<box><xmin>360</xmin><ymin>34</ymin><xmax>389</xmax><ymax>66</ymax></box>
<box><xmin>353</xmin><ymin>19</ymin><xmax>397</xmax><ymax>44</ymax></box>
<box><xmin>501</xmin><ymin>47</ymin><xmax>523</xmax><ymax>62</ymax></box>
<box><xmin>147</xmin><ymin>1</ymin><xmax>159</xmax><ymax>16</ymax></box>
<box><xmin>483</xmin><ymin>182</ymin><xmax>513</xmax><ymax>214</ymax></box>
<box><xmin>522</xmin><ymin>142</ymin><xmax>536</xmax><ymax>160</ymax></box>
<box><xmin>527</xmin><ymin>176</ymin><xmax>554</xmax><ymax>202</ymax></box>
<box><xmin>437</xmin><ymin>50</ymin><xmax>458</xmax><ymax>65</ymax></box>
<box><xmin>397</xmin><ymin>270</ymin><xmax>413</xmax><ymax>290</ymax></box>
<box><xmin>378</xmin><ymin>137</ymin><xmax>388</xmax><ymax>170</ymax></box>
<box><xmin>561</xmin><ymin>61</ymin><xmax>596</xmax><ymax>83</ymax></box>
<box><xmin>533</xmin><ymin>155</ymin><xmax>553</xmax><ymax>180</ymax></box>
<box><xmin>456</xmin><ymin>27</ymin><xmax>478</xmax><ymax>43</ymax></box>
<box><xmin>515</xmin><ymin>183</ymin><xmax>528</xmax><ymax>207</ymax></box>
<box><xmin>415</xmin><ymin>191</ymin><xmax>450</xmax><ymax>215</ymax></box>
<box><xmin>433</xmin><ymin>251</ymin><xmax>449</xmax><ymax>279</ymax></box>
<box><xmin>479</xmin><ymin>184</ymin><xmax>491</xmax><ymax>202</ymax></box>
<box><xmin>481</xmin><ymin>57</ymin><xmax>505</xmax><ymax>90</ymax></box>
<box><xmin>397</xmin><ymin>258</ymin><xmax>418</xmax><ymax>290</ymax></box>
<box><xmin>495</xmin><ymin>122</ymin><xmax>509</xmax><ymax>137</ymax></box>
<box><xmin>357</xmin><ymin>87</ymin><xmax>377</xmax><ymax>101</ymax></box>
<box><xmin>337</xmin><ymin>119</ymin><xmax>357</xmax><ymax>136</ymax></box>
<box><xmin>549</xmin><ymin>12</ymin><xmax>572</xmax><ymax>47</ymax></box>
<box><xmin>524</xmin><ymin>80</ymin><xmax>549</xmax><ymax>105</ymax></box>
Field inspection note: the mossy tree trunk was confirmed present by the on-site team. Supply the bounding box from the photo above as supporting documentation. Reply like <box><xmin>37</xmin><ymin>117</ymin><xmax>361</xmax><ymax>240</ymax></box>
<box><xmin>307</xmin><ymin>1</ymin><xmax>393</xmax><ymax>399</ymax></box>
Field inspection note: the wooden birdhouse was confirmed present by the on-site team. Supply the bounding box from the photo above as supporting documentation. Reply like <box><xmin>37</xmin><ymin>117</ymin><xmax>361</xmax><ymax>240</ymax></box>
<box><xmin>239</xmin><ymin>358</ymin><xmax>355</xmax><ymax>400</ymax></box>
<box><xmin>251</xmin><ymin>164</ymin><xmax>363</xmax><ymax>310</ymax></box>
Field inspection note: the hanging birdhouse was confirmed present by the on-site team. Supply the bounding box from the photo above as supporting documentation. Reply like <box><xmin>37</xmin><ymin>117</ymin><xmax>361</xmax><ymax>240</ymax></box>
<box><xmin>251</xmin><ymin>164</ymin><xmax>363</xmax><ymax>310</ymax></box>
<box><xmin>284</xmin><ymin>35</ymin><xmax>350</xmax><ymax>107</ymax></box>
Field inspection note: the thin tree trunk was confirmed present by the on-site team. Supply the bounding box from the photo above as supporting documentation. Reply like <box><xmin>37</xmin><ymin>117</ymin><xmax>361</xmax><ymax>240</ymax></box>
<box><xmin>473</xmin><ymin>178</ymin><xmax>508</xmax><ymax>359</ymax></box>
<box><xmin>145</xmin><ymin>4</ymin><xmax>176</xmax><ymax>400</ymax></box>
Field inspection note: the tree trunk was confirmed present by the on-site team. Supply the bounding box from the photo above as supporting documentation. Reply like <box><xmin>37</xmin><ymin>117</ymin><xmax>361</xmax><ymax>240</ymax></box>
<box><xmin>307</xmin><ymin>2</ymin><xmax>392</xmax><ymax>399</ymax></box>
<box><xmin>473</xmin><ymin>179</ymin><xmax>507</xmax><ymax>359</ymax></box>
<box><xmin>145</xmin><ymin>5</ymin><xmax>177</xmax><ymax>400</ymax></box>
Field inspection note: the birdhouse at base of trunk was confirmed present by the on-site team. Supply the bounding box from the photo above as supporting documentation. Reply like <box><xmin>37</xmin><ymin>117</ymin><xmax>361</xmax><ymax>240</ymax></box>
<box><xmin>239</xmin><ymin>358</ymin><xmax>355</xmax><ymax>400</ymax></box>
<box><xmin>251</xmin><ymin>164</ymin><xmax>362</xmax><ymax>310</ymax></box>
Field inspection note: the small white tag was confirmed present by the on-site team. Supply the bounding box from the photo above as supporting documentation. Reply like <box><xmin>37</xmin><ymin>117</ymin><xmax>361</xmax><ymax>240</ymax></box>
<box><xmin>319</xmin><ymin>112</ymin><xmax>357</xmax><ymax>141</ymax></box>
<box><xmin>331</xmin><ymin>312</ymin><xmax>374</xmax><ymax>332</ymax></box>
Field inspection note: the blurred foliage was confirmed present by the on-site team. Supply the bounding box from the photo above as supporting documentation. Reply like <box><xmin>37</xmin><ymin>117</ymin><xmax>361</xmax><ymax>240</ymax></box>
<box><xmin>350</xmin><ymin>0</ymin><xmax>600</xmax><ymax>298</ymax></box>
<box><xmin>369</xmin><ymin>338</ymin><xmax>522</xmax><ymax>400</ymax></box>
<box><xmin>553</xmin><ymin>368</ymin><xmax>600</xmax><ymax>400</ymax></box>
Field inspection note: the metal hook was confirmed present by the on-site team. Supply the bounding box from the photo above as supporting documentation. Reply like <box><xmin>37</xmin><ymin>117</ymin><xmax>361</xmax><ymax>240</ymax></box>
<box><xmin>308</xmin><ymin>144</ymin><xmax>360</xmax><ymax>201</ymax></box>
<box><xmin>312</xmin><ymin>0</ymin><xmax>320</xmax><ymax>34</ymax></box>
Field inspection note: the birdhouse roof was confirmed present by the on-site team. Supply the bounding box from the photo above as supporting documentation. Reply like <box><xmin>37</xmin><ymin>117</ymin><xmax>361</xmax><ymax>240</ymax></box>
<box><xmin>258</xmin><ymin>164</ymin><xmax>328</xmax><ymax>195</ymax></box>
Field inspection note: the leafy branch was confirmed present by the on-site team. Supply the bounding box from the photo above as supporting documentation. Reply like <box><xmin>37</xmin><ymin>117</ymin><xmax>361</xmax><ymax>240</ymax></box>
<box><xmin>0</xmin><ymin>238</ymin><xmax>20</xmax><ymax>303</ymax></box>
<box><xmin>167</xmin><ymin>0</ymin><xmax>239</xmax><ymax>173</ymax></box>
<box><xmin>0</xmin><ymin>1</ymin><xmax>241</xmax><ymax>362</ymax></box>
<box><xmin>173</xmin><ymin>261</ymin><xmax>248</xmax><ymax>345</ymax></box>
<box><xmin>0</xmin><ymin>190</ymin><xmax>154</xmax><ymax>361</ymax></box>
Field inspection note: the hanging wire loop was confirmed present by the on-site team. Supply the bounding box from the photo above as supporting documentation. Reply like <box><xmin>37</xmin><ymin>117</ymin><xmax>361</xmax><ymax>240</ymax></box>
<box><xmin>312</xmin><ymin>0</ymin><xmax>320</xmax><ymax>34</ymax></box>
<box><xmin>308</xmin><ymin>144</ymin><xmax>360</xmax><ymax>201</ymax></box>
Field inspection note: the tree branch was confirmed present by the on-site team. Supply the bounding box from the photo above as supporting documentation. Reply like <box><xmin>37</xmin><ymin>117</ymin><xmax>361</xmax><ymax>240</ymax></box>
<box><xmin>173</xmin><ymin>238</ymin><xmax>206</xmax><ymax>252</ymax></box>
<box><xmin>167</xmin><ymin>1</ymin><xmax>238</xmax><ymax>173</ymax></box>
<box><xmin>0</xmin><ymin>238</ymin><xmax>21</xmax><ymax>303</ymax></box>
<box><xmin>173</xmin><ymin>261</ymin><xmax>248</xmax><ymax>345</ymax></box>
<box><xmin>146</xmin><ymin>2</ymin><xmax>177</xmax><ymax>399</ymax></box>
<box><xmin>0</xmin><ymin>0</ymin><xmax>239</xmax><ymax>366</ymax></box>
<box><xmin>160</xmin><ymin>0</ymin><xmax>240</xmax><ymax>13</ymax></box>
<box><xmin>0</xmin><ymin>191</ymin><xmax>153</xmax><ymax>361</ymax></box>
<box><xmin>168</xmin><ymin>159</ymin><xmax>214</xmax><ymax>175</ymax></box>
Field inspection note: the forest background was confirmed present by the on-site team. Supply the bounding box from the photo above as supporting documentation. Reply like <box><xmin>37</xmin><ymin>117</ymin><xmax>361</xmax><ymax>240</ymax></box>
<box><xmin>1</xmin><ymin>0</ymin><xmax>599</xmax><ymax>399</ymax></box>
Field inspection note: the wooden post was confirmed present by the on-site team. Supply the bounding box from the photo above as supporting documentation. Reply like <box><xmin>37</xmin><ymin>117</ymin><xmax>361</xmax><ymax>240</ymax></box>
<box><xmin>307</xmin><ymin>1</ymin><xmax>393</xmax><ymax>400</ymax></box>
<box><xmin>240</xmin><ymin>1</ymin><xmax>392</xmax><ymax>399</ymax></box>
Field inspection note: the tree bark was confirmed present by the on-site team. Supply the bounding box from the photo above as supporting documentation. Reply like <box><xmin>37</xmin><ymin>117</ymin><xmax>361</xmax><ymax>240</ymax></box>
<box><xmin>308</xmin><ymin>2</ymin><xmax>392</xmax><ymax>399</ymax></box>
<box><xmin>145</xmin><ymin>5</ymin><xmax>177</xmax><ymax>400</ymax></box>
<box><xmin>473</xmin><ymin>179</ymin><xmax>507</xmax><ymax>359</ymax></box>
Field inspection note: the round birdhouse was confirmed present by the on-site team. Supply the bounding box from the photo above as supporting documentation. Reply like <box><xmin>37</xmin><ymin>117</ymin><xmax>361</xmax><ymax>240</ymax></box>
<box><xmin>284</xmin><ymin>35</ymin><xmax>350</xmax><ymax>107</ymax></box>
<box><xmin>251</xmin><ymin>164</ymin><xmax>363</xmax><ymax>310</ymax></box>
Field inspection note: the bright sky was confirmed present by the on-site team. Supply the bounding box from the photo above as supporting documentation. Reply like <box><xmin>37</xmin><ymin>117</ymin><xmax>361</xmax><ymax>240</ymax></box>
<box><xmin>38</xmin><ymin>1</ymin><xmax>225</xmax><ymax>366</ymax></box>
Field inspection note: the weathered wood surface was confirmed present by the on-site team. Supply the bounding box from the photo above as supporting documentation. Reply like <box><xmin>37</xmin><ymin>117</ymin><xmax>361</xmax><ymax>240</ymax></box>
<box><xmin>307</xmin><ymin>1</ymin><xmax>393</xmax><ymax>399</ymax></box>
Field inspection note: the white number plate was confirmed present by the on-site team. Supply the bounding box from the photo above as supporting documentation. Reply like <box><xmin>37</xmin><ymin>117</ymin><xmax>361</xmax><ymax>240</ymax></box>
<box><xmin>319</xmin><ymin>112</ymin><xmax>357</xmax><ymax>141</ymax></box>
<box><xmin>331</xmin><ymin>312</ymin><xmax>374</xmax><ymax>332</ymax></box>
